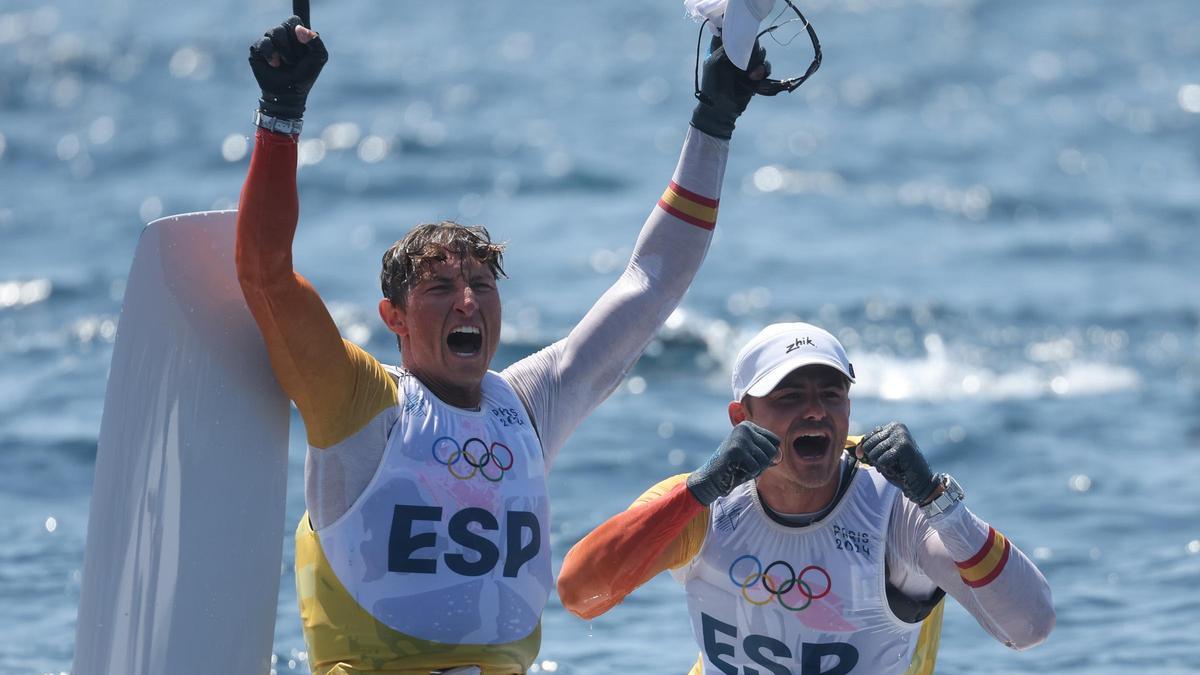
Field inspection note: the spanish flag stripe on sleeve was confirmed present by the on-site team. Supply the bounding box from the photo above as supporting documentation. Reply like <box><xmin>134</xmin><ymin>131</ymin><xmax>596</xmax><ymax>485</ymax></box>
<box><xmin>957</xmin><ymin>527</ymin><xmax>998</xmax><ymax>568</ymax></box>
<box><xmin>658</xmin><ymin>181</ymin><xmax>718</xmax><ymax>231</ymax></box>
<box><xmin>667</xmin><ymin>181</ymin><xmax>719</xmax><ymax>208</ymax></box>
<box><xmin>956</xmin><ymin>527</ymin><xmax>1011</xmax><ymax>588</ymax></box>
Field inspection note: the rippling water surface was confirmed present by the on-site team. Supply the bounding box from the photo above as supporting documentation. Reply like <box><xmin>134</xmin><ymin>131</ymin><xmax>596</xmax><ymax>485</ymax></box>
<box><xmin>2</xmin><ymin>0</ymin><xmax>1198</xmax><ymax>673</ymax></box>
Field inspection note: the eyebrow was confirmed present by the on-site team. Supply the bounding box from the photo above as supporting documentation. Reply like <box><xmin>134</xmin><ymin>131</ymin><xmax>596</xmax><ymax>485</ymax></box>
<box><xmin>418</xmin><ymin>274</ymin><xmax>456</xmax><ymax>286</ymax></box>
<box><xmin>421</xmin><ymin>269</ymin><xmax>494</xmax><ymax>284</ymax></box>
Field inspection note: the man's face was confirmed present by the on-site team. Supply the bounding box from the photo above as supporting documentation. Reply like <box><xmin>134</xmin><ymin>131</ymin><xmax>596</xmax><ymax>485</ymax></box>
<box><xmin>731</xmin><ymin>365</ymin><xmax>851</xmax><ymax>493</ymax></box>
<box><xmin>379</xmin><ymin>254</ymin><xmax>501</xmax><ymax>404</ymax></box>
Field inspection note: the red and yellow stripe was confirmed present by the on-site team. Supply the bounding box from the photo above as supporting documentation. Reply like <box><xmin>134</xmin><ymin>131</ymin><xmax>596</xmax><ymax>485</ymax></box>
<box><xmin>658</xmin><ymin>181</ymin><xmax>718</xmax><ymax>231</ymax></box>
<box><xmin>956</xmin><ymin>527</ymin><xmax>1011</xmax><ymax>588</ymax></box>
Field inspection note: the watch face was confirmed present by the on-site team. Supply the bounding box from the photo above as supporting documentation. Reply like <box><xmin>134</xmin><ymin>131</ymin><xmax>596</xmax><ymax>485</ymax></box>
<box><xmin>945</xmin><ymin>476</ymin><xmax>964</xmax><ymax>499</ymax></box>
<box><xmin>920</xmin><ymin>475</ymin><xmax>962</xmax><ymax>518</ymax></box>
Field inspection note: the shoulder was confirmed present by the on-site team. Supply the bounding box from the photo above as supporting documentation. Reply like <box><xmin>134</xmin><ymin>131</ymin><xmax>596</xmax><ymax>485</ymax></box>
<box><xmin>856</xmin><ymin>462</ymin><xmax>901</xmax><ymax>497</ymax></box>
<box><xmin>632</xmin><ymin>473</ymin><xmax>692</xmax><ymax>508</ymax></box>
<box><xmin>307</xmin><ymin>341</ymin><xmax>399</xmax><ymax>448</ymax></box>
<box><xmin>342</xmin><ymin>341</ymin><xmax>400</xmax><ymax>400</ymax></box>
<box><xmin>482</xmin><ymin>369</ymin><xmax>510</xmax><ymax>390</ymax></box>
<box><xmin>483</xmin><ymin>370</ymin><xmax>530</xmax><ymax>411</ymax></box>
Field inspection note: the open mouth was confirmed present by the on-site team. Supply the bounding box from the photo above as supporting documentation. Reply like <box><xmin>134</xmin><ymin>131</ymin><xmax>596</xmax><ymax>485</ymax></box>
<box><xmin>791</xmin><ymin>432</ymin><xmax>828</xmax><ymax>459</ymax></box>
<box><xmin>446</xmin><ymin>326</ymin><xmax>483</xmax><ymax>357</ymax></box>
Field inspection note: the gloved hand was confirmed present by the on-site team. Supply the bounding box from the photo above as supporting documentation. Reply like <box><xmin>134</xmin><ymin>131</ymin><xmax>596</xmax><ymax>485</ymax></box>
<box><xmin>687</xmin><ymin>421</ymin><xmax>780</xmax><ymax>506</ymax></box>
<box><xmin>249</xmin><ymin>16</ymin><xmax>328</xmax><ymax>120</ymax></box>
<box><xmin>690</xmin><ymin>36</ymin><xmax>770</xmax><ymax>140</ymax></box>
<box><xmin>855</xmin><ymin>422</ymin><xmax>941</xmax><ymax>505</ymax></box>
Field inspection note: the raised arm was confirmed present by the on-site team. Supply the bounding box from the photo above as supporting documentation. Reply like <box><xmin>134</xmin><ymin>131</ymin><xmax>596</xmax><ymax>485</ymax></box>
<box><xmin>503</xmin><ymin>41</ymin><xmax>774</xmax><ymax>466</ymax></box>
<box><xmin>502</xmin><ymin>128</ymin><xmax>722</xmax><ymax>463</ymax></box>
<box><xmin>236</xmin><ymin>17</ymin><xmax>369</xmax><ymax>448</ymax></box>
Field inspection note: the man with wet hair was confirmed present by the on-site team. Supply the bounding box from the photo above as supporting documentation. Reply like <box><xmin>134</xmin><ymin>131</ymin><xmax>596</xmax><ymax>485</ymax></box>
<box><xmin>557</xmin><ymin>323</ymin><xmax>1055</xmax><ymax>674</ymax></box>
<box><xmin>236</xmin><ymin>12</ymin><xmax>776</xmax><ymax>675</ymax></box>
<box><xmin>378</xmin><ymin>222</ymin><xmax>506</xmax><ymax>351</ymax></box>
<box><xmin>380</xmin><ymin>223</ymin><xmax>506</xmax><ymax>300</ymax></box>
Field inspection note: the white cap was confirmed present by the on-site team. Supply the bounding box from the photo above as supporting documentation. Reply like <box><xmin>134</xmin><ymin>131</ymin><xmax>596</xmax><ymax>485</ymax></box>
<box><xmin>721</xmin><ymin>0</ymin><xmax>775</xmax><ymax>70</ymax></box>
<box><xmin>683</xmin><ymin>0</ymin><xmax>775</xmax><ymax>71</ymax></box>
<box><xmin>731</xmin><ymin>322</ymin><xmax>855</xmax><ymax>401</ymax></box>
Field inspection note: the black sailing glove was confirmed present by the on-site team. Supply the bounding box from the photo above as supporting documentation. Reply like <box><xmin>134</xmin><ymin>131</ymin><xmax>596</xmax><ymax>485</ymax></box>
<box><xmin>855</xmin><ymin>422</ymin><xmax>941</xmax><ymax>505</ymax></box>
<box><xmin>686</xmin><ymin>421</ymin><xmax>780</xmax><ymax>506</ymax></box>
<box><xmin>248</xmin><ymin>16</ymin><xmax>328</xmax><ymax>120</ymax></box>
<box><xmin>690</xmin><ymin>36</ymin><xmax>771</xmax><ymax>140</ymax></box>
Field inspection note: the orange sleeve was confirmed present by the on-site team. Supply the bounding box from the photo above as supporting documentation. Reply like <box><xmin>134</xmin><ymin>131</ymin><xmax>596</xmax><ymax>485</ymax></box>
<box><xmin>235</xmin><ymin>128</ymin><xmax>359</xmax><ymax>448</ymax></box>
<box><xmin>557</xmin><ymin>474</ymin><xmax>709</xmax><ymax>620</ymax></box>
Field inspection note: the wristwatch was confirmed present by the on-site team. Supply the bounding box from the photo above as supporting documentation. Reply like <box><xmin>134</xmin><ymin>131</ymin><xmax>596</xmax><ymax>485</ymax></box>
<box><xmin>254</xmin><ymin>111</ymin><xmax>303</xmax><ymax>135</ymax></box>
<box><xmin>919</xmin><ymin>473</ymin><xmax>964</xmax><ymax>518</ymax></box>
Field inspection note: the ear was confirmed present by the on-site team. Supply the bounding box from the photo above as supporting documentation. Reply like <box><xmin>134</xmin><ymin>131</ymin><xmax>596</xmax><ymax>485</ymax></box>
<box><xmin>728</xmin><ymin>400</ymin><xmax>747</xmax><ymax>426</ymax></box>
<box><xmin>378</xmin><ymin>298</ymin><xmax>408</xmax><ymax>338</ymax></box>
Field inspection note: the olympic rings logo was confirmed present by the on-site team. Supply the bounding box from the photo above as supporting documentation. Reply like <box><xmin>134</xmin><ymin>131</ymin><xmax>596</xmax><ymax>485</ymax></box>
<box><xmin>431</xmin><ymin>436</ymin><xmax>515</xmax><ymax>482</ymax></box>
<box><xmin>728</xmin><ymin>555</ymin><xmax>831</xmax><ymax>611</ymax></box>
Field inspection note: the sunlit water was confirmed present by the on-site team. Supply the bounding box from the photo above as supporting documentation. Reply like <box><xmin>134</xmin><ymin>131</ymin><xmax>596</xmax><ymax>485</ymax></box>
<box><xmin>2</xmin><ymin>0</ymin><xmax>1198</xmax><ymax>672</ymax></box>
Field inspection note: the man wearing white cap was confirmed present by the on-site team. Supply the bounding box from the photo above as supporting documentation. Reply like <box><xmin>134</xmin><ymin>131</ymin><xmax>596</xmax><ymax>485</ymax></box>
<box><xmin>558</xmin><ymin>322</ymin><xmax>1055</xmax><ymax>674</ymax></box>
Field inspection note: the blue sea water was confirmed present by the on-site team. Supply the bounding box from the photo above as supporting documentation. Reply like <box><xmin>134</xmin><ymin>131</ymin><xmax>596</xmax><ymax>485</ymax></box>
<box><xmin>2</xmin><ymin>0</ymin><xmax>1199</xmax><ymax>672</ymax></box>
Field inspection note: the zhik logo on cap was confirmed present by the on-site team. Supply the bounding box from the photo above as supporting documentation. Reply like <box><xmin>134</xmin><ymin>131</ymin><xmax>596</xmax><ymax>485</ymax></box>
<box><xmin>785</xmin><ymin>337</ymin><xmax>815</xmax><ymax>353</ymax></box>
<box><xmin>732</xmin><ymin>322</ymin><xmax>855</xmax><ymax>401</ymax></box>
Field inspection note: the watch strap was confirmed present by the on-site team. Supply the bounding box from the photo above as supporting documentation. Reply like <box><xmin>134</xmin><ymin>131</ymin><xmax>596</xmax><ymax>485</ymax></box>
<box><xmin>254</xmin><ymin>111</ymin><xmax>303</xmax><ymax>136</ymax></box>
<box><xmin>919</xmin><ymin>473</ymin><xmax>964</xmax><ymax>518</ymax></box>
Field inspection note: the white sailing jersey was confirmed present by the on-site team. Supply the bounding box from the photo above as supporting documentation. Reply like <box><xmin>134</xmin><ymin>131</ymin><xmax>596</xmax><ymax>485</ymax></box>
<box><xmin>673</xmin><ymin>466</ymin><xmax>940</xmax><ymax>674</ymax></box>
<box><xmin>316</xmin><ymin>370</ymin><xmax>552</xmax><ymax>645</ymax></box>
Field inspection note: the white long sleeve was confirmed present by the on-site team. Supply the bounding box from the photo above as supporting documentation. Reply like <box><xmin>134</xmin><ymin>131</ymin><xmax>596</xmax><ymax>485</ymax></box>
<box><xmin>502</xmin><ymin>127</ymin><xmax>730</xmax><ymax>470</ymax></box>
<box><xmin>887</xmin><ymin>497</ymin><xmax>1056</xmax><ymax>650</ymax></box>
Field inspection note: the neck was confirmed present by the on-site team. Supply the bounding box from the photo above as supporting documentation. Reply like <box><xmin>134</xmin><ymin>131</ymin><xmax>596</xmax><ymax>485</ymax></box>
<box><xmin>406</xmin><ymin>365</ymin><xmax>483</xmax><ymax>409</ymax></box>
